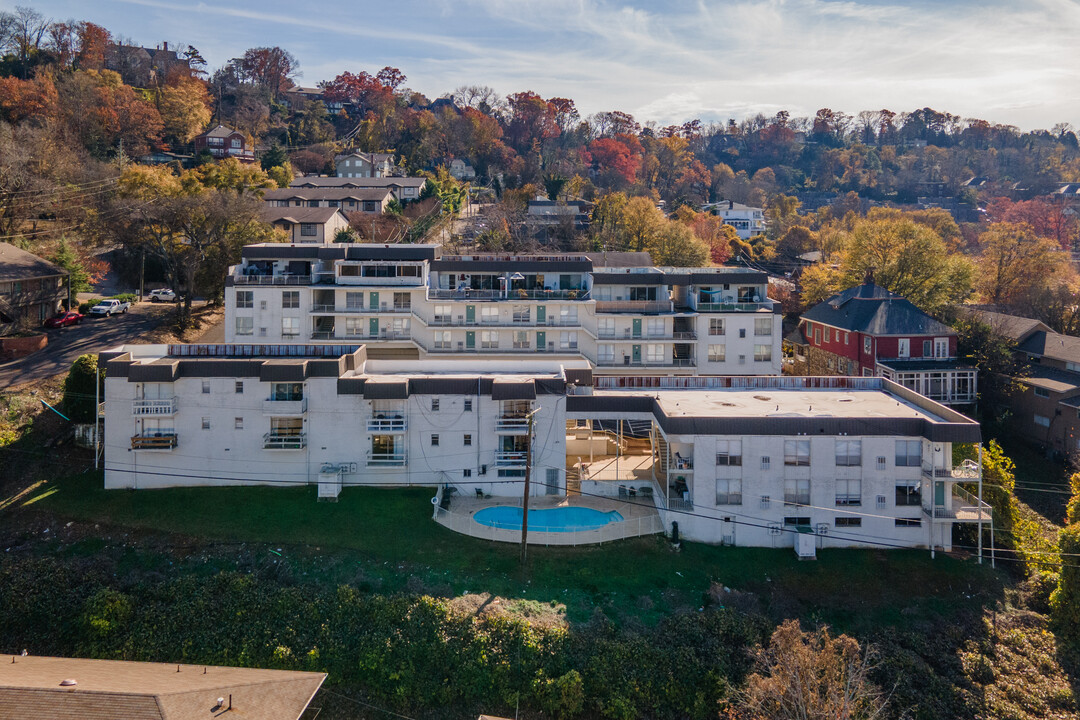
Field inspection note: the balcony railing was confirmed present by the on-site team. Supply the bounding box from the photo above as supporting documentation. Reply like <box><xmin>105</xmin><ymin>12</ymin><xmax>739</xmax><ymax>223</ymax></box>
<box><xmin>233</xmin><ymin>273</ymin><xmax>312</xmax><ymax>285</ymax></box>
<box><xmin>595</xmin><ymin>358</ymin><xmax>697</xmax><ymax>368</ymax></box>
<box><xmin>428</xmin><ymin>289</ymin><xmax>588</xmax><ymax>302</ymax></box>
<box><xmin>594</xmin><ymin>300</ymin><xmax>672</xmax><ymax>314</ymax></box>
<box><xmin>368</xmin><ymin>417</ymin><xmax>407</xmax><ymax>432</ymax></box>
<box><xmin>696</xmin><ymin>301</ymin><xmax>772</xmax><ymax>312</ymax></box>
<box><xmin>263</xmin><ymin>432</ymin><xmax>306</xmax><ymax>450</ymax></box>
<box><xmin>495</xmin><ymin>418</ymin><xmax>530</xmax><ymax>433</ymax></box>
<box><xmin>495</xmin><ymin>451</ymin><xmax>528</xmax><ymax>467</ymax></box>
<box><xmin>310</xmin><ymin>331</ymin><xmax>336</xmax><ymax>340</ymax></box>
<box><xmin>922</xmin><ymin>461</ymin><xmax>980</xmax><ymax>480</ymax></box>
<box><xmin>132</xmin><ymin>397</ymin><xmax>177</xmax><ymax>416</ymax></box>
<box><xmin>924</xmin><ymin>485</ymin><xmax>992</xmax><ymax>522</ymax></box>
<box><xmin>263</xmin><ymin>398</ymin><xmax>308</xmax><ymax>415</ymax></box>
<box><xmin>368</xmin><ymin>451</ymin><xmax>407</xmax><ymax>466</ymax></box>
<box><xmin>130</xmin><ymin>432</ymin><xmax>178</xmax><ymax>450</ymax></box>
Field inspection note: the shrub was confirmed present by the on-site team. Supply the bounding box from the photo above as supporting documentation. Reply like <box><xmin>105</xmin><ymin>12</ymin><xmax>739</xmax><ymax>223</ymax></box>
<box><xmin>1051</xmin><ymin>524</ymin><xmax>1080</xmax><ymax>659</ymax></box>
<box><xmin>112</xmin><ymin>293</ymin><xmax>137</xmax><ymax>303</ymax></box>
<box><xmin>62</xmin><ymin>354</ymin><xmax>103</xmax><ymax>423</ymax></box>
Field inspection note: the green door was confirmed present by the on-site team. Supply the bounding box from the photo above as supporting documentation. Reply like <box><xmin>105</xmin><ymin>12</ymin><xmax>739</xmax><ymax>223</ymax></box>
<box><xmin>632</xmin><ymin>318</ymin><xmax>642</xmax><ymax>338</ymax></box>
<box><xmin>369</xmin><ymin>291</ymin><xmax>379</xmax><ymax>310</ymax></box>
<box><xmin>536</xmin><ymin>305</ymin><xmax>546</xmax><ymax>324</ymax></box>
<box><xmin>934</xmin><ymin>481</ymin><xmax>945</xmax><ymax>507</ymax></box>
<box><xmin>369</xmin><ymin>318</ymin><xmax>379</xmax><ymax>337</ymax></box>
<box><xmin>536</xmin><ymin>331</ymin><xmax>546</xmax><ymax>351</ymax></box>
<box><xmin>465</xmin><ymin>331</ymin><xmax>476</xmax><ymax>349</ymax></box>
<box><xmin>631</xmin><ymin>344</ymin><xmax>641</xmax><ymax>364</ymax></box>
<box><xmin>465</xmin><ymin>305</ymin><xmax>476</xmax><ymax>324</ymax></box>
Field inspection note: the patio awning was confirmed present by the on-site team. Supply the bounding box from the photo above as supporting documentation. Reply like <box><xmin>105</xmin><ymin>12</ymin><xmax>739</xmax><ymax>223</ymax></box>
<box><xmin>363</xmin><ymin>378</ymin><xmax>409</xmax><ymax>399</ymax></box>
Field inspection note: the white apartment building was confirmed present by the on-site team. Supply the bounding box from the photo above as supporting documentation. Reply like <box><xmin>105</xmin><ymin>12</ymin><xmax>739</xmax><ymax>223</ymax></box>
<box><xmin>223</xmin><ymin>245</ymin><xmax>783</xmax><ymax>376</ymax></box>
<box><xmin>703</xmin><ymin>200</ymin><xmax>767</xmax><ymax>239</ymax></box>
<box><xmin>101</xmin><ymin>344</ymin><xmax>989</xmax><ymax>553</ymax></box>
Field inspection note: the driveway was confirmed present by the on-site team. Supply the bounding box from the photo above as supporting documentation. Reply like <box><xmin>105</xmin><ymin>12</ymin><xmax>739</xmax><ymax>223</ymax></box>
<box><xmin>0</xmin><ymin>303</ymin><xmax>176</xmax><ymax>389</ymax></box>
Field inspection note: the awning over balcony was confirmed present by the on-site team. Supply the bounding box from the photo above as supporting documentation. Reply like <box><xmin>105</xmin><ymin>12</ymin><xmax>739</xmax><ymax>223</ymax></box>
<box><xmin>363</xmin><ymin>378</ymin><xmax>409</xmax><ymax>399</ymax></box>
<box><xmin>491</xmin><ymin>378</ymin><xmax>536</xmax><ymax>400</ymax></box>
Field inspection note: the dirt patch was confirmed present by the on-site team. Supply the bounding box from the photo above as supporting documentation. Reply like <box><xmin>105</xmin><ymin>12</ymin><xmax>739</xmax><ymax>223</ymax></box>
<box><xmin>449</xmin><ymin>592</ymin><xmax>568</xmax><ymax>629</ymax></box>
<box><xmin>138</xmin><ymin>305</ymin><xmax>224</xmax><ymax>344</ymax></box>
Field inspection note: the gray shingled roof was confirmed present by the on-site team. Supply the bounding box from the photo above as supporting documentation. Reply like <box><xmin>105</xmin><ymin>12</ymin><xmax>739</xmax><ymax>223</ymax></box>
<box><xmin>259</xmin><ymin>206</ymin><xmax>346</xmax><ymax>224</ymax></box>
<box><xmin>961</xmin><ymin>308</ymin><xmax>1053</xmax><ymax>343</ymax></box>
<box><xmin>291</xmin><ymin>176</ymin><xmax>427</xmax><ymax>189</ymax></box>
<box><xmin>263</xmin><ymin>188</ymin><xmax>392</xmax><ymax>203</ymax></box>
<box><xmin>801</xmin><ymin>282</ymin><xmax>954</xmax><ymax>336</ymax></box>
<box><xmin>0</xmin><ymin>243</ymin><xmax>67</xmax><ymax>283</ymax></box>
<box><xmin>1017</xmin><ymin>331</ymin><xmax>1080</xmax><ymax>364</ymax></box>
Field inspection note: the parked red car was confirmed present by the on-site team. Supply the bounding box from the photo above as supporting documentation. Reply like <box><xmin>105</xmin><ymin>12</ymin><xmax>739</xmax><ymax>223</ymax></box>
<box><xmin>44</xmin><ymin>311</ymin><xmax>84</xmax><ymax>328</ymax></box>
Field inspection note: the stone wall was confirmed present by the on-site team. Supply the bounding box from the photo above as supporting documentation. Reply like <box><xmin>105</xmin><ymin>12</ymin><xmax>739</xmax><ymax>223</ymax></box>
<box><xmin>0</xmin><ymin>334</ymin><xmax>46</xmax><ymax>361</ymax></box>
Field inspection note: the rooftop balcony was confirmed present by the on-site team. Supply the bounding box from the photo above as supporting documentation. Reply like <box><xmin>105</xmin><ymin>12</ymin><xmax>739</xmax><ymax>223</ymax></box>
<box><xmin>695</xmin><ymin>300</ymin><xmax>774</xmax><ymax>312</ymax></box>
<box><xmin>132</xmin><ymin>397</ymin><xmax>177</xmax><ymax>416</ymax></box>
<box><xmin>428</xmin><ymin>288</ymin><xmax>589</xmax><ymax>302</ymax></box>
<box><xmin>232</xmin><ymin>272</ymin><xmax>312</xmax><ymax>286</ymax></box>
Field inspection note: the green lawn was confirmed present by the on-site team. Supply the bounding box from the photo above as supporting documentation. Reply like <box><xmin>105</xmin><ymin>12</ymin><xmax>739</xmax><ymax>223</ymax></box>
<box><xmin>24</xmin><ymin>470</ymin><xmax>1004</xmax><ymax>628</ymax></box>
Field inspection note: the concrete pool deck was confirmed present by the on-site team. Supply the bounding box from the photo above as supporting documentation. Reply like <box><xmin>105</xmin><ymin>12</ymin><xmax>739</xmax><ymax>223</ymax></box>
<box><xmin>434</xmin><ymin>494</ymin><xmax>663</xmax><ymax>546</ymax></box>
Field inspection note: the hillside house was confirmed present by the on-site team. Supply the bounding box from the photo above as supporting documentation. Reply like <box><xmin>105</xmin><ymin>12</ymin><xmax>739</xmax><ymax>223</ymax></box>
<box><xmin>704</xmin><ymin>200</ymin><xmax>766</xmax><ymax>239</ymax></box>
<box><xmin>258</xmin><ymin>206</ymin><xmax>351</xmax><ymax>243</ymax></box>
<box><xmin>290</xmin><ymin>176</ymin><xmax>427</xmax><ymax>203</ymax></box>
<box><xmin>0</xmin><ymin>244</ymin><xmax>69</xmax><ymax>335</ymax></box>
<box><xmin>194</xmin><ymin>125</ymin><xmax>255</xmax><ymax>163</ymax></box>
<box><xmin>263</xmin><ymin>187</ymin><xmax>392</xmax><ymax>214</ymax></box>
<box><xmin>334</xmin><ymin>152</ymin><xmax>395</xmax><ymax>178</ymax></box>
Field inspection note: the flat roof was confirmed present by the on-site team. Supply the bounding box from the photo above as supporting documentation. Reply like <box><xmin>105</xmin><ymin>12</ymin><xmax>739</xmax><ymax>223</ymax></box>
<box><xmin>598</xmin><ymin>387</ymin><xmax>948</xmax><ymax>423</ymax></box>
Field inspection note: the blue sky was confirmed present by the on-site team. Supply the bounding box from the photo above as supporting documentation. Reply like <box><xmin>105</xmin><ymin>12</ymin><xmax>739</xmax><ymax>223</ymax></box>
<box><xmin>5</xmin><ymin>0</ymin><xmax>1079</xmax><ymax>130</ymax></box>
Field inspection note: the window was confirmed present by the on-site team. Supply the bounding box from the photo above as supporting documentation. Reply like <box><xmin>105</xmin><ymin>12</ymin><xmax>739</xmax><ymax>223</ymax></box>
<box><xmin>739</xmin><ymin>328</ymin><xmax>746</xmax><ymax>338</ymax></box>
<box><xmin>835</xmin><ymin>478</ymin><xmax>861</xmax><ymax>506</ymax></box>
<box><xmin>481</xmin><ymin>306</ymin><xmax>499</xmax><ymax>324</ymax></box>
<box><xmin>202</xmin><ymin>380</ymin><xmax>211</xmax><ymax>394</ymax></box>
<box><xmin>824</xmin><ymin>328</ymin><xmax>830</xmax><ymax>343</ymax></box>
<box><xmin>754</xmin><ymin>317</ymin><xmax>772</xmax><ymax>336</ymax></box>
<box><xmin>282</xmin><ymin>291</ymin><xmax>299</xmax><ymax>309</ymax></box>
<box><xmin>738</xmin><ymin>354</ymin><xmax>746</xmax><ymax>365</ymax></box>
<box><xmin>716</xmin><ymin>440</ymin><xmax>742</xmax><ymax>466</ymax></box>
<box><xmin>784</xmin><ymin>478</ymin><xmax>810</xmax><ymax>505</ymax></box>
<box><xmin>709</xmin><ymin>318</ymin><xmax>725</xmax><ymax>336</ymax></box>
<box><xmin>464</xmin><ymin>399</ymin><xmax>473</xmax><ymax>412</ymax></box>
<box><xmin>761</xmin><ymin>456</ymin><xmax>771</xmax><ymax>470</ymax></box>
<box><xmin>844</xmin><ymin>332</ymin><xmax>849</xmax><ymax>344</ymax></box>
<box><xmin>434</xmin><ymin>330</ymin><xmax>452</xmax><ymax>349</ymax></box>
<box><xmin>433</xmin><ymin>304</ymin><xmax>452</xmax><ymax>323</ymax></box>
<box><xmin>1067</xmin><ymin>361</ymin><xmax>1080</xmax><ymax>373</ymax></box>
<box><xmin>754</xmin><ymin>345</ymin><xmax>772</xmax><ymax>362</ymax></box>
<box><xmin>598</xmin><ymin>344</ymin><xmax>615</xmax><ymax>363</ymax></box>
<box><xmin>345</xmin><ymin>317</ymin><xmax>364</xmax><ymax>336</ymax></box>
<box><xmin>598</xmin><ymin>318</ymin><xmax>615</xmax><ymax>337</ymax></box>
<box><xmin>259</xmin><ymin>327</ymin><xmax>267</xmax><ymax>337</ymax></box>
<box><xmin>895</xmin><ymin>479</ymin><xmax>921</xmax><ymax>506</ymax></box>
<box><xmin>784</xmin><ymin>440</ymin><xmax>810</xmax><ymax>466</ymax></box>
<box><xmin>271</xmin><ymin>383</ymin><xmax>303</xmax><ymax>401</ymax></box>
<box><xmin>431</xmin><ymin>434</ymin><xmax>439</xmax><ymax>447</ymax></box>
<box><xmin>235</xmin><ymin>381</ymin><xmax>243</xmax><ymax>394</ymax></box>
<box><xmin>835</xmin><ymin>517</ymin><xmax>861</xmax><ymax>527</ymax></box>
<box><xmin>647</xmin><ymin>318</ymin><xmax>665</xmax><ymax>337</ymax></box>
<box><xmin>898</xmin><ymin>338</ymin><xmax>910</xmax><ymax>358</ymax></box>
<box><xmin>863</xmin><ymin>336</ymin><xmax>872</xmax><ymax>353</ymax></box>
<box><xmin>431</xmin><ymin>398</ymin><xmax>440</xmax><ymax>412</ymax></box>
<box><xmin>783</xmin><ymin>516</ymin><xmax>811</xmax><ymax>527</ymax></box>
<box><xmin>513</xmin><ymin>305</ymin><xmax>530</xmax><ymax>323</ymax></box>
<box><xmin>560</xmin><ymin>331</ymin><xmax>578</xmax><ymax>350</ymax></box>
<box><xmin>708</xmin><ymin>344</ymin><xmax>726</xmax><ymax>362</ymax></box>
<box><xmin>234</xmin><ymin>417</ymin><xmax>243</xmax><ymax>430</ymax></box>
<box><xmin>922</xmin><ymin>340</ymin><xmax>932</xmax><ymax>357</ymax></box>
<box><xmin>300</xmin><ymin>223</ymin><xmax>318</xmax><ymax>236</ymax></box>
<box><xmin>895</xmin><ymin>440</ymin><xmax>921</xmax><ymax>467</ymax></box>
<box><xmin>814</xmin><ymin>326</ymin><xmax>821</xmax><ymax>343</ymax></box>
<box><xmin>202</xmin><ymin>417</ymin><xmax>211</xmax><ymax>430</ymax></box>
<box><xmin>281</xmin><ymin>317</ymin><xmax>299</xmax><ymax>337</ymax></box>
<box><xmin>1033</xmin><ymin>387</ymin><xmax>1050</xmax><ymax>398</ymax></box>
<box><xmin>715</xmin><ymin>477</ymin><xmax>742</xmax><ymax>505</ymax></box>
<box><xmin>481</xmin><ymin>330</ymin><xmax>499</xmax><ymax>349</ymax></box>
<box><xmin>559</xmin><ymin>306</ymin><xmax>578</xmax><ymax>324</ymax></box>
<box><xmin>463</xmin><ymin>469</ymin><xmax>472</xmax><ymax>478</ymax></box>
<box><xmin>464</xmin><ymin>434</ymin><xmax>472</xmax><ymax>446</ymax></box>
<box><xmin>895</xmin><ymin>518</ymin><xmax>922</xmax><ymax>528</ymax></box>
<box><xmin>393</xmin><ymin>292</ymin><xmax>410</xmax><ymax>310</ymax></box>
<box><xmin>835</xmin><ymin>440</ymin><xmax>861</xmax><ymax>466</ymax></box>
<box><xmin>235</xmin><ymin>317</ymin><xmax>253</xmax><ymax>336</ymax></box>
<box><xmin>646</xmin><ymin>344</ymin><xmax>664</xmax><ymax>363</ymax></box>
<box><xmin>513</xmin><ymin>331</ymin><xmax>529</xmax><ymax>349</ymax></box>
<box><xmin>236</xmin><ymin>290</ymin><xmax>253</xmax><ymax>308</ymax></box>
<box><xmin>1034</xmin><ymin>414</ymin><xmax>1051</xmax><ymax>427</ymax></box>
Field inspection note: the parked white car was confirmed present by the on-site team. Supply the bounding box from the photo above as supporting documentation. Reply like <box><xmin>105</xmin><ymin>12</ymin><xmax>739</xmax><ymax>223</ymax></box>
<box><xmin>88</xmin><ymin>299</ymin><xmax>131</xmax><ymax>317</ymax></box>
<box><xmin>148</xmin><ymin>288</ymin><xmax>177</xmax><ymax>302</ymax></box>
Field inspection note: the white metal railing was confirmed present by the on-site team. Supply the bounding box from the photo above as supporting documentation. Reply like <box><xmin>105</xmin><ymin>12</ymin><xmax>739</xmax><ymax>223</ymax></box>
<box><xmin>495</xmin><ymin>418</ymin><xmax>529</xmax><ymax>433</ymax></box>
<box><xmin>368</xmin><ymin>417</ymin><xmax>407</xmax><ymax>432</ymax></box>
<box><xmin>132</xmin><ymin>397</ymin><xmax>177</xmax><ymax>416</ymax></box>
<box><xmin>594</xmin><ymin>300</ymin><xmax>672</xmax><ymax>314</ymax></box>
<box><xmin>263</xmin><ymin>397</ymin><xmax>307</xmax><ymax>415</ymax></box>
<box><xmin>233</xmin><ymin>274</ymin><xmax>312</xmax><ymax>285</ymax></box>
<box><xmin>263</xmin><ymin>432</ymin><xmax>306</xmax><ymax>449</ymax></box>
<box><xmin>494</xmin><ymin>451</ymin><xmax>528</xmax><ymax>467</ymax></box>
<box><xmin>695</xmin><ymin>301</ymin><xmax>772</xmax><ymax>312</ymax></box>
<box><xmin>922</xmin><ymin>460</ymin><xmax>980</xmax><ymax>480</ymax></box>
<box><xmin>368</xmin><ymin>451</ymin><xmax>407</xmax><ymax>465</ymax></box>
<box><xmin>433</xmin><ymin>506</ymin><xmax>663</xmax><ymax>546</ymax></box>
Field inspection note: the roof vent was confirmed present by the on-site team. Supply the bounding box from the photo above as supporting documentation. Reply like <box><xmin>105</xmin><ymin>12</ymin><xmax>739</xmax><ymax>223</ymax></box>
<box><xmin>59</xmin><ymin>679</ymin><xmax>77</xmax><ymax>687</ymax></box>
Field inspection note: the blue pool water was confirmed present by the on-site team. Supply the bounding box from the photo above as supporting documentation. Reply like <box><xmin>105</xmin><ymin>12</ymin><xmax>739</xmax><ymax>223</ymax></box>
<box><xmin>474</xmin><ymin>506</ymin><xmax>624</xmax><ymax>533</ymax></box>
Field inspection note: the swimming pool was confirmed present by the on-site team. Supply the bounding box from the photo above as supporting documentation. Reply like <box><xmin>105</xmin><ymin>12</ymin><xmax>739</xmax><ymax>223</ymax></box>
<box><xmin>474</xmin><ymin>506</ymin><xmax>624</xmax><ymax>533</ymax></box>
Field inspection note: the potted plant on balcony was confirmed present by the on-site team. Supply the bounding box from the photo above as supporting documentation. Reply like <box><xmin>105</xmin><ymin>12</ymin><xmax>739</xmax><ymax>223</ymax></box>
<box><xmin>567</xmin><ymin>289</ymin><xmax>579</xmax><ymax>299</ymax></box>
<box><xmin>517</xmin><ymin>288</ymin><xmax>528</xmax><ymax>298</ymax></box>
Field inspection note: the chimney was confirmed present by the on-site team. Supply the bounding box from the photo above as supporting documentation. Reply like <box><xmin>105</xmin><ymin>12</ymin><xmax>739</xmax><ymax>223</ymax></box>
<box><xmin>162</xmin><ymin>41</ymin><xmax>168</xmax><ymax>51</ymax></box>
<box><xmin>728</xmin><ymin>200</ymin><xmax>734</xmax><ymax>210</ymax></box>
<box><xmin>864</xmin><ymin>267</ymin><xmax>875</xmax><ymax>285</ymax></box>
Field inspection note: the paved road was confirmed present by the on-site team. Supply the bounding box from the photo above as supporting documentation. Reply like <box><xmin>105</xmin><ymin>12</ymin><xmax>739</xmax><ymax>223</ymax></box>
<box><xmin>0</xmin><ymin>304</ymin><xmax>174</xmax><ymax>390</ymax></box>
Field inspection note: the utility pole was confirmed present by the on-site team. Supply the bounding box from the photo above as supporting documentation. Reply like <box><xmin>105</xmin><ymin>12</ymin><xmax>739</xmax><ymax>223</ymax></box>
<box><xmin>138</xmin><ymin>247</ymin><xmax>145</xmax><ymax>302</ymax></box>
<box><xmin>520</xmin><ymin>409</ymin><xmax>538</xmax><ymax>567</ymax></box>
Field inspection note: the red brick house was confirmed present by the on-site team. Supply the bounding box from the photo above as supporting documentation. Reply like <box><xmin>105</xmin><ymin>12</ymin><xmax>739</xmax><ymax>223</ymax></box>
<box><xmin>194</xmin><ymin>125</ymin><xmax>255</xmax><ymax>163</ymax></box>
<box><xmin>786</xmin><ymin>279</ymin><xmax>976</xmax><ymax>405</ymax></box>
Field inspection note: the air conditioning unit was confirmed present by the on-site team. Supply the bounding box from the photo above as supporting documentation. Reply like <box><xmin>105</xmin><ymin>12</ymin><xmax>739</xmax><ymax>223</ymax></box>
<box><xmin>456</xmin><ymin>315</ymin><xmax>463</xmax><ymax>321</ymax></box>
<box><xmin>457</xmin><ymin>341</ymin><xmax>464</xmax><ymax>349</ymax></box>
